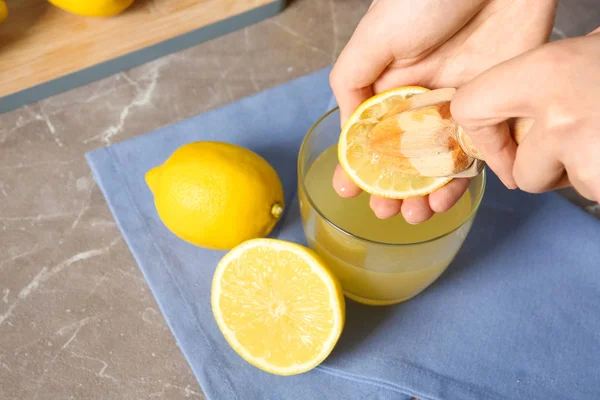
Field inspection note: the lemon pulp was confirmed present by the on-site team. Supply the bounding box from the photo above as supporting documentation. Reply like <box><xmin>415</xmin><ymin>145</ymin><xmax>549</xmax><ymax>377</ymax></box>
<box><xmin>338</xmin><ymin>86</ymin><xmax>452</xmax><ymax>199</ymax></box>
<box><xmin>211</xmin><ymin>239</ymin><xmax>345</xmax><ymax>375</ymax></box>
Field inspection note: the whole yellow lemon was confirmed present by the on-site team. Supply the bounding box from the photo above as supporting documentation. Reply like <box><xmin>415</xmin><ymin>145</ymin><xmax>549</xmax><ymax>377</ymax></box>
<box><xmin>146</xmin><ymin>142</ymin><xmax>285</xmax><ymax>250</ymax></box>
<box><xmin>0</xmin><ymin>0</ymin><xmax>7</xmax><ymax>23</ymax></box>
<box><xmin>48</xmin><ymin>0</ymin><xmax>134</xmax><ymax>17</ymax></box>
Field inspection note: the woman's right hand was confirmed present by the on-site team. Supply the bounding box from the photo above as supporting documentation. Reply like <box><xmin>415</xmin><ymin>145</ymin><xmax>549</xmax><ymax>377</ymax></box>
<box><xmin>452</xmin><ymin>27</ymin><xmax>600</xmax><ymax>203</ymax></box>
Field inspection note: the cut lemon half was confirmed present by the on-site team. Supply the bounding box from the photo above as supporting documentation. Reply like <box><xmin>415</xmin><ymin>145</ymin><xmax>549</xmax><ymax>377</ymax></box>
<box><xmin>338</xmin><ymin>86</ymin><xmax>453</xmax><ymax>199</ymax></box>
<box><xmin>211</xmin><ymin>239</ymin><xmax>345</xmax><ymax>376</ymax></box>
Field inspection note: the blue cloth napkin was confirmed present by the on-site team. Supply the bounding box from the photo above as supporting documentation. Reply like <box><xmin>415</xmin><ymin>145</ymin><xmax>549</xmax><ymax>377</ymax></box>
<box><xmin>87</xmin><ymin>67</ymin><xmax>600</xmax><ymax>400</ymax></box>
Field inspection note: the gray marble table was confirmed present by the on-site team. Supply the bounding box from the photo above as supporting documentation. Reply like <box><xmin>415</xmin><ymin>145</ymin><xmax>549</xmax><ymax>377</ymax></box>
<box><xmin>1</xmin><ymin>1</ymin><xmax>598</xmax><ymax>399</ymax></box>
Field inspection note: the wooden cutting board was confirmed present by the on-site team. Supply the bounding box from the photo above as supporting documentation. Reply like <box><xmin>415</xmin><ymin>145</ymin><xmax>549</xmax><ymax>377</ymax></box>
<box><xmin>0</xmin><ymin>0</ymin><xmax>285</xmax><ymax>111</ymax></box>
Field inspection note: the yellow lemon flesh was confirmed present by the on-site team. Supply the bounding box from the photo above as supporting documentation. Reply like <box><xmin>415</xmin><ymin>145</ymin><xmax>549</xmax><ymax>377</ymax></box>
<box><xmin>0</xmin><ymin>1</ymin><xmax>7</xmax><ymax>23</ymax></box>
<box><xmin>48</xmin><ymin>0</ymin><xmax>134</xmax><ymax>17</ymax></box>
<box><xmin>146</xmin><ymin>142</ymin><xmax>284</xmax><ymax>250</ymax></box>
<box><xmin>338</xmin><ymin>86</ymin><xmax>452</xmax><ymax>199</ymax></box>
<box><xmin>211</xmin><ymin>239</ymin><xmax>345</xmax><ymax>375</ymax></box>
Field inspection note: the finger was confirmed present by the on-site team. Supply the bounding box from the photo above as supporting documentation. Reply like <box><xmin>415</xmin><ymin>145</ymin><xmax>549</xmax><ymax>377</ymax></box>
<box><xmin>401</xmin><ymin>196</ymin><xmax>434</xmax><ymax>224</ymax></box>
<box><xmin>368</xmin><ymin>0</ymin><xmax>381</xmax><ymax>11</ymax></box>
<box><xmin>332</xmin><ymin>164</ymin><xmax>363</xmax><ymax>198</ymax></box>
<box><xmin>329</xmin><ymin>10</ymin><xmax>393</xmax><ymax>124</ymax></box>
<box><xmin>558</xmin><ymin>124</ymin><xmax>600</xmax><ymax>200</ymax></box>
<box><xmin>565</xmin><ymin>165</ymin><xmax>600</xmax><ymax>202</ymax></box>
<box><xmin>369</xmin><ymin>195</ymin><xmax>403</xmax><ymax>219</ymax></box>
<box><xmin>429</xmin><ymin>178</ymin><xmax>472</xmax><ymax>213</ymax></box>
<box><xmin>371</xmin><ymin>63</ymin><xmax>434</xmax><ymax>94</ymax></box>
<box><xmin>451</xmin><ymin>49</ymin><xmax>543</xmax><ymax>122</ymax></box>
<box><xmin>554</xmin><ymin>174</ymin><xmax>572</xmax><ymax>190</ymax></box>
<box><xmin>451</xmin><ymin>46</ymin><xmax>558</xmax><ymax>189</ymax></box>
<box><xmin>512</xmin><ymin>123</ymin><xmax>565</xmax><ymax>193</ymax></box>
<box><xmin>453</xmin><ymin>121</ymin><xmax>519</xmax><ymax>189</ymax></box>
<box><xmin>563</xmin><ymin>151</ymin><xmax>600</xmax><ymax>202</ymax></box>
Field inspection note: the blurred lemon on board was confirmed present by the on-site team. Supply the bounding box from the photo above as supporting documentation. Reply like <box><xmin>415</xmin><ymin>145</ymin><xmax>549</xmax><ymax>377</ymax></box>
<box><xmin>338</xmin><ymin>86</ymin><xmax>453</xmax><ymax>199</ymax></box>
<box><xmin>212</xmin><ymin>238</ymin><xmax>345</xmax><ymax>375</ymax></box>
<box><xmin>146</xmin><ymin>142</ymin><xmax>284</xmax><ymax>250</ymax></box>
<box><xmin>48</xmin><ymin>0</ymin><xmax>134</xmax><ymax>17</ymax></box>
<box><xmin>0</xmin><ymin>0</ymin><xmax>7</xmax><ymax>23</ymax></box>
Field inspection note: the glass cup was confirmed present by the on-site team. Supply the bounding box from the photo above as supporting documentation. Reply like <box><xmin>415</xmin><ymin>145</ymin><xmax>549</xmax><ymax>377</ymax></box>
<box><xmin>298</xmin><ymin>108</ymin><xmax>486</xmax><ymax>306</ymax></box>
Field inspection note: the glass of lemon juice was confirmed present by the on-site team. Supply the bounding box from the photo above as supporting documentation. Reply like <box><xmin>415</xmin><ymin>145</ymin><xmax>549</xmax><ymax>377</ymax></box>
<box><xmin>298</xmin><ymin>108</ymin><xmax>485</xmax><ymax>306</ymax></box>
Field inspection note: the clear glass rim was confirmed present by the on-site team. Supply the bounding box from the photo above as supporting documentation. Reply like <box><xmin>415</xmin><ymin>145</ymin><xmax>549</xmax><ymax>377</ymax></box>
<box><xmin>297</xmin><ymin>107</ymin><xmax>487</xmax><ymax>246</ymax></box>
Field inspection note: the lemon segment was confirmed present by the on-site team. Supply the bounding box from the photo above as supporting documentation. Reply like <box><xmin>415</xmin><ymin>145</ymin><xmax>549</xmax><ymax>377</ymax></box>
<box><xmin>211</xmin><ymin>239</ymin><xmax>345</xmax><ymax>376</ymax></box>
<box><xmin>338</xmin><ymin>87</ymin><xmax>452</xmax><ymax>199</ymax></box>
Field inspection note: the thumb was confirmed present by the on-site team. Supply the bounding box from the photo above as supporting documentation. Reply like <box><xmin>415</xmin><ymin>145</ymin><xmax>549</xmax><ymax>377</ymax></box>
<box><xmin>457</xmin><ymin>121</ymin><xmax>518</xmax><ymax>189</ymax></box>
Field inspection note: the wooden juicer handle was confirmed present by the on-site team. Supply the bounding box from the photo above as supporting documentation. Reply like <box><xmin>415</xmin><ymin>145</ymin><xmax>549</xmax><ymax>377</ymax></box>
<box><xmin>369</xmin><ymin>88</ymin><xmax>534</xmax><ymax>178</ymax></box>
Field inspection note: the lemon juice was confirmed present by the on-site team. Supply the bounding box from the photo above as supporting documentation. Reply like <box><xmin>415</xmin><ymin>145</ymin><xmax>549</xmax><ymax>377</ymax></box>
<box><xmin>300</xmin><ymin>145</ymin><xmax>477</xmax><ymax>305</ymax></box>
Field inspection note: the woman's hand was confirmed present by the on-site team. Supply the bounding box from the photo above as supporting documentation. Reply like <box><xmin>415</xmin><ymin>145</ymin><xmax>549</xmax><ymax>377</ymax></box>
<box><xmin>452</xmin><ymin>28</ymin><xmax>600</xmax><ymax>203</ymax></box>
<box><xmin>330</xmin><ymin>0</ymin><xmax>557</xmax><ymax>222</ymax></box>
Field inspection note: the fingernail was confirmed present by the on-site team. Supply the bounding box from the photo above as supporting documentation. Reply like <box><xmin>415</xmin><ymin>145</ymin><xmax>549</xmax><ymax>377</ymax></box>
<box><xmin>499</xmin><ymin>177</ymin><xmax>518</xmax><ymax>190</ymax></box>
<box><xmin>373</xmin><ymin>205</ymin><xmax>396</xmax><ymax>219</ymax></box>
<box><xmin>373</xmin><ymin>209</ymin><xmax>386</xmax><ymax>219</ymax></box>
<box><xmin>339</xmin><ymin>186</ymin><xmax>346</xmax><ymax>193</ymax></box>
<box><xmin>405</xmin><ymin>210</ymin><xmax>418</xmax><ymax>224</ymax></box>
